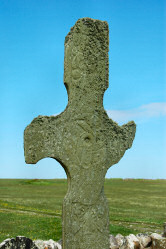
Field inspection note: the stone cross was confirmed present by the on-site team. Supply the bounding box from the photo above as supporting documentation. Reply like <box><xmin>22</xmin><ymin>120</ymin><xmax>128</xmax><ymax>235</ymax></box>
<box><xmin>24</xmin><ymin>18</ymin><xmax>136</xmax><ymax>249</ymax></box>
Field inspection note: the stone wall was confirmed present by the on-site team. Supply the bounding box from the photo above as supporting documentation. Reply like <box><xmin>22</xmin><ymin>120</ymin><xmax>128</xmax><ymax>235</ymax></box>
<box><xmin>0</xmin><ymin>232</ymin><xmax>166</xmax><ymax>249</ymax></box>
<box><xmin>109</xmin><ymin>232</ymin><xmax>166</xmax><ymax>249</ymax></box>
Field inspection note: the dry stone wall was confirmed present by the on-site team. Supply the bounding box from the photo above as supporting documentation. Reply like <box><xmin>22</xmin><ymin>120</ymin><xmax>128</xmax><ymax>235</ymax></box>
<box><xmin>0</xmin><ymin>232</ymin><xmax>166</xmax><ymax>249</ymax></box>
<box><xmin>0</xmin><ymin>236</ymin><xmax>38</xmax><ymax>249</ymax></box>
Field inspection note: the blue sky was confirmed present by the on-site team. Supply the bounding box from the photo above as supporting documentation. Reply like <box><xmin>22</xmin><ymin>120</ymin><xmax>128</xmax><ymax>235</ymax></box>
<box><xmin>0</xmin><ymin>0</ymin><xmax>165</xmax><ymax>179</ymax></box>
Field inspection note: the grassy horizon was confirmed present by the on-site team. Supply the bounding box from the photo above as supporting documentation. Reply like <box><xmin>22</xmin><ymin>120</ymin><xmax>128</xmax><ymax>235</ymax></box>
<box><xmin>0</xmin><ymin>178</ymin><xmax>165</xmax><ymax>242</ymax></box>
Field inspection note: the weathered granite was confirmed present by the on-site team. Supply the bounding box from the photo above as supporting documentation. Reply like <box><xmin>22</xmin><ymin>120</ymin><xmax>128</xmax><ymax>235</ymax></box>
<box><xmin>34</xmin><ymin>239</ymin><xmax>61</xmax><ymax>249</ymax></box>
<box><xmin>151</xmin><ymin>233</ymin><xmax>163</xmax><ymax>240</ymax></box>
<box><xmin>0</xmin><ymin>236</ymin><xmax>38</xmax><ymax>249</ymax></box>
<box><xmin>115</xmin><ymin>234</ymin><xmax>125</xmax><ymax>248</ymax></box>
<box><xmin>152</xmin><ymin>238</ymin><xmax>166</xmax><ymax>249</ymax></box>
<box><xmin>2</xmin><ymin>232</ymin><xmax>166</xmax><ymax>249</ymax></box>
<box><xmin>24</xmin><ymin>18</ymin><xmax>136</xmax><ymax>249</ymax></box>
<box><xmin>120</xmin><ymin>234</ymin><xmax>141</xmax><ymax>249</ymax></box>
<box><xmin>136</xmin><ymin>233</ymin><xmax>152</xmax><ymax>248</ymax></box>
<box><xmin>109</xmin><ymin>235</ymin><xmax>119</xmax><ymax>249</ymax></box>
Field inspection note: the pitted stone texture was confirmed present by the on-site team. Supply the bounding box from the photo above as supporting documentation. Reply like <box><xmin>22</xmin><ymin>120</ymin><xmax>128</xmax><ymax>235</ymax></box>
<box><xmin>151</xmin><ymin>233</ymin><xmax>163</xmax><ymax>240</ymax></box>
<box><xmin>136</xmin><ymin>234</ymin><xmax>152</xmax><ymax>248</ymax></box>
<box><xmin>24</xmin><ymin>18</ymin><xmax>136</xmax><ymax>249</ymax></box>
<box><xmin>109</xmin><ymin>235</ymin><xmax>119</xmax><ymax>249</ymax></box>
<box><xmin>120</xmin><ymin>234</ymin><xmax>141</xmax><ymax>249</ymax></box>
<box><xmin>152</xmin><ymin>238</ymin><xmax>166</xmax><ymax>249</ymax></box>
<box><xmin>115</xmin><ymin>234</ymin><xmax>125</xmax><ymax>247</ymax></box>
<box><xmin>34</xmin><ymin>239</ymin><xmax>61</xmax><ymax>249</ymax></box>
<box><xmin>0</xmin><ymin>236</ymin><xmax>38</xmax><ymax>249</ymax></box>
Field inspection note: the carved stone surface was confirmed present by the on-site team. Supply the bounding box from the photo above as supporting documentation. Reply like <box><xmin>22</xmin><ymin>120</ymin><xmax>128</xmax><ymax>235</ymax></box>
<box><xmin>24</xmin><ymin>18</ymin><xmax>136</xmax><ymax>249</ymax></box>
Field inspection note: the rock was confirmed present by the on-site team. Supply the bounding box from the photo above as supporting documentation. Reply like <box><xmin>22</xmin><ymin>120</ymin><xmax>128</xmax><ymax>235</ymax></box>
<box><xmin>54</xmin><ymin>243</ymin><xmax>62</xmax><ymax>249</ymax></box>
<box><xmin>34</xmin><ymin>239</ymin><xmax>62</xmax><ymax>249</ymax></box>
<box><xmin>109</xmin><ymin>234</ymin><xmax>119</xmax><ymax>249</ymax></box>
<box><xmin>1</xmin><ymin>233</ymin><xmax>165</xmax><ymax>249</ymax></box>
<box><xmin>151</xmin><ymin>233</ymin><xmax>163</xmax><ymax>240</ymax></box>
<box><xmin>136</xmin><ymin>233</ymin><xmax>152</xmax><ymax>248</ymax></box>
<box><xmin>55</xmin><ymin>242</ymin><xmax>62</xmax><ymax>249</ymax></box>
<box><xmin>16</xmin><ymin>236</ymin><xmax>38</xmax><ymax>249</ymax></box>
<box><xmin>43</xmin><ymin>239</ymin><xmax>56</xmax><ymax>249</ymax></box>
<box><xmin>57</xmin><ymin>239</ymin><xmax>62</xmax><ymax>246</ymax></box>
<box><xmin>120</xmin><ymin>234</ymin><xmax>141</xmax><ymax>249</ymax></box>
<box><xmin>33</xmin><ymin>240</ymin><xmax>45</xmax><ymax>249</ymax></box>
<box><xmin>0</xmin><ymin>238</ymin><xmax>16</xmax><ymax>249</ymax></box>
<box><xmin>0</xmin><ymin>236</ymin><xmax>38</xmax><ymax>249</ymax></box>
<box><xmin>115</xmin><ymin>234</ymin><xmax>125</xmax><ymax>247</ymax></box>
<box><xmin>152</xmin><ymin>237</ymin><xmax>166</xmax><ymax>249</ymax></box>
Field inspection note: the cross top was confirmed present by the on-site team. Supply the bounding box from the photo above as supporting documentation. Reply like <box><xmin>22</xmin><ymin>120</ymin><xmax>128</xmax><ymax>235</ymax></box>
<box><xmin>24</xmin><ymin>18</ymin><xmax>136</xmax><ymax>249</ymax></box>
<box><xmin>64</xmin><ymin>18</ymin><xmax>108</xmax><ymax>97</ymax></box>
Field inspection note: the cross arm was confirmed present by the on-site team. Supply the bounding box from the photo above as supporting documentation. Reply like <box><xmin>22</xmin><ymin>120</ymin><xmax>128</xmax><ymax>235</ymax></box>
<box><xmin>107</xmin><ymin>120</ymin><xmax>136</xmax><ymax>168</ymax></box>
<box><xmin>24</xmin><ymin>115</ymin><xmax>62</xmax><ymax>164</ymax></box>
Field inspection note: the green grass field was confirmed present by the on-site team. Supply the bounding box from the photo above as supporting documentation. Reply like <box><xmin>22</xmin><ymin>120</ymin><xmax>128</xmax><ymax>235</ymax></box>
<box><xmin>0</xmin><ymin>178</ymin><xmax>165</xmax><ymax>242</ymax></box>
